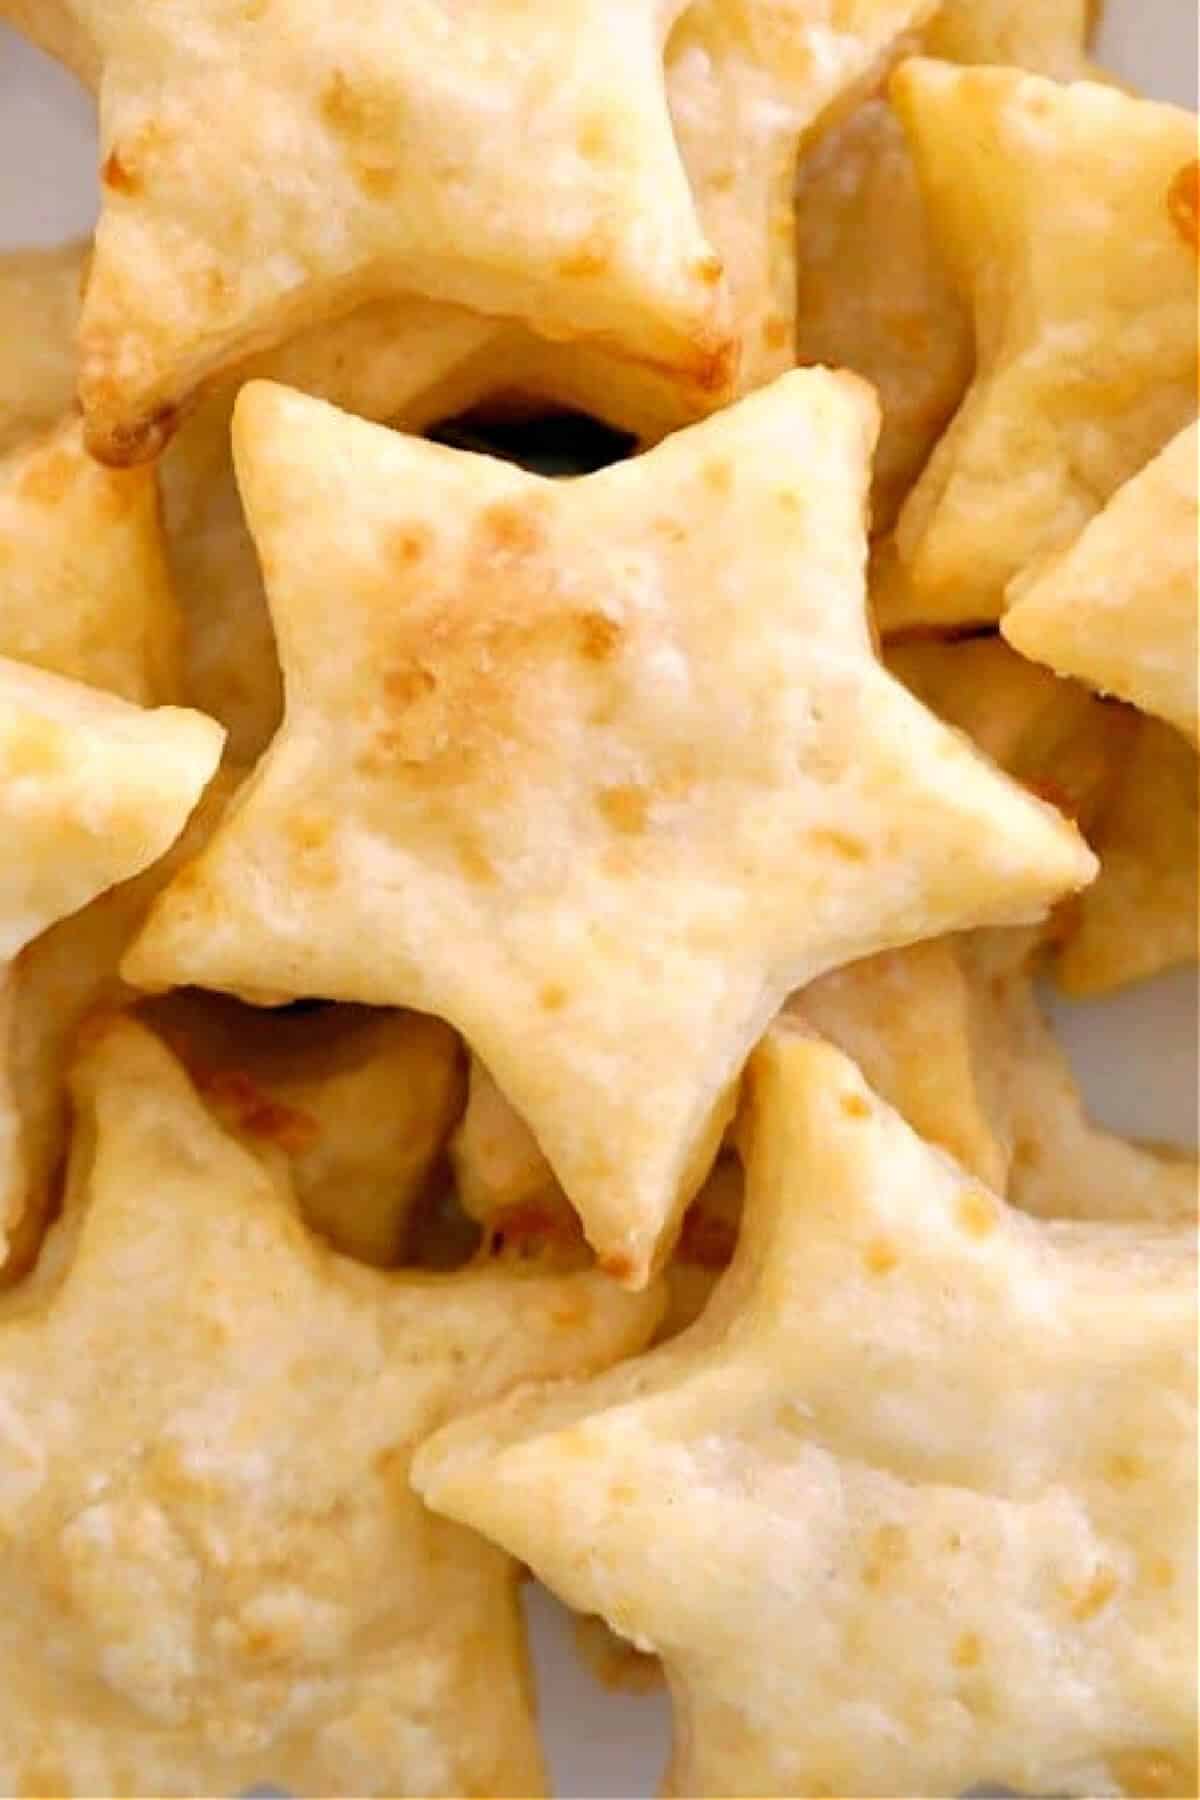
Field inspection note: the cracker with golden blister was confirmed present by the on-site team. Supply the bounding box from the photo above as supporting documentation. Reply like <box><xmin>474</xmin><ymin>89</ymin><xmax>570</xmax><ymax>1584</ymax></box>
<box><xmin>417</xmin><ymin>1028</ymin><xmax>1198</xmax><ymax>1800</ymax></box>
<box><xmin>144</xmin><ymin>992</ymin><xmax>464</xmax><ymax>1266</ymax></box>
<box><xmin>126</xmin><ymin>373</ymin><xmax>1094</xmax><ymax>1285</ymax></box>
<box><xmin>502</xmin><ymin>0</ymin><xmax>939</xmax><ymax>436</ymax></box>
<box><xmin>2</xmin><ymin>0</ymin><xmax>749</xmax><ymax>463</ymax></box>
<box><xmin>0</xmin><ymin>1018</ymin><xmax>661</xmax><ymax>1796</ymax></box>
<box><xmin>1004</xmin><ymin>422</ymin><xmax>1199</xmax><ymax>747</ymax></box>
<box><xmin>882</xmin><ymin>63</ymin><xmax>1197</xmax><ymax>629</ymax></box>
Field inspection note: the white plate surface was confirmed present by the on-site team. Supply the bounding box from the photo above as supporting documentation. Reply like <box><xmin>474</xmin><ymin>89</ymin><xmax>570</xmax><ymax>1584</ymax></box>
<box><xmin>0</xmin><ymin>8</ymin><xmax>1195</xmax><ymax>1796</ymax></box>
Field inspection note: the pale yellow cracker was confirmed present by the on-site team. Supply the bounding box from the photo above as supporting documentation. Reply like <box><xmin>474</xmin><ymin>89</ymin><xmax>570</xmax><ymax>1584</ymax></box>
<box><xmin>0</xmin><ymin>241</ymin><xmax>84</xmax><ymax>456</ymax></box>
<box><xmin>0</xmin><ymin>1018</ymin><xmax>660</xmax><ymax>1794</ymax></box>
<box><xmin>0</xmin><ymin>764</ymin><xmax>239</xmax><ymax>1279</ymax></box>
<box><xmin>0</xmin><ymin>657</ymin><xmax>222</xmax><ymax>960</ymax></box>
<box><xmin>1004</xmin><ymin>422</ymin><xmax>1199</xmax><ymax>746</ymax></box>
<box><xmin>885</xmin><ymin>62</ymin><xmax>1197</xmax><ymax>628</ymax></box>
<box><xmin>925</xmin><ymin>0</ymin><xmax>1103</xmax><ymax>75</ymax></box>
<box><xmin>790</xmin><ymin>937</ymin><xmax>1006</xmax><ymax>1189</ymax></box>
<box><xmin>958</xmin><ymin>931</ymin><xmax>1197</xmax><ymax>1225</ymax></box>
<box><xmin>0</xmin><ymin>418</ymin><xmax>180</xmax><ymax>704</ymax></box>
<box><xmin>417</xmin><ymin>1028</ymin><xmax>1198</xmax><ymax>1800</ymax></box>
<box><xmin>125</xmin><ymin>374</ymin><xmax>1093</xmax><ymax>1284</ymax></box>
<box><xmin>6</xmin><ymin>0</ymin><xmax>740</xmax><ymax>462</ymax></box>
<box><xmin>886</xmin><ymin>633</ymin><xmax>1127</xmax><ymax>840</ymax></box>
<box><xmin>144</xmin><ymin>992</ymin><xmax>464</xmax><ymax>1266</ymax></box>
<box><xmin>794</xmin><ymin>94</ymin><xmax>972</xmax><ymax>533</ymax></box>
<box><xmin>1056</xmin><ymin>718</ymin><xmax>1199</xmax><ymax>996</ymax></box>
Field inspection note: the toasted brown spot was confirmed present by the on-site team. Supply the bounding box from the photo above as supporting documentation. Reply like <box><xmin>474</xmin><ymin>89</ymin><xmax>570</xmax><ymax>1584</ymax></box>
<box><xmin>1167</xmin><ymin>160</ymin><xmax>1199</xmax><ymax>250</ymax></box>
<box><xmin>1107</xmin><ymin>1750</ymin><xmax>1193</xmax><ymax>1797</ymax></box>
<box><xmin>693</xmin><ymin>251</ymin><xmax>724</xmax><ymax>287</ymax></box>
<box><xmin>956</xmin><ymin>1187</ymin><xmax>998</xmax><ymax>1239</ymax></box>
<box><xmin>809</xmin><ymin>828</ymin><xmax>868</xmax><ymax>862</ymax></box>
<box><xmin>576</xmin><ymin>610</ymin><xmax>621</xmax><ymax>661</ymax></box>
<box><xmin>101</xmin><ymin>147</ymin><xmax>140</xmax><ymax>194</ymax></box>
<box><xmin>840</xmin><ymin>1091</ymin><xmax>870</xmax><ymax>1119</ymax></box>
<box><xmin>383</xmin><ymin>664</ymin><xmax>437</xmax><ymax>707</ymax></box>
<box><xmin>389</xmin><ymin>524</ymin><xmax>430</xmax><ymax>566</ymax></box>
<box><xmin>953</xmin><ymin>1631</ymin><xmax>982</xmax><ymax>1669</ymax></box>
<box><xmin>91</xmin><ymin>401</ymin><xmax>181</xmax><ymax>468</ymax></box>
<box><xmin>596</xmin><ymin>783</ymin><xmax>648</xmax><ymax>836</ymax></box>
<box><xmin>864</xmin><ymin>1237</ymin><xmax>898</xmax><ymax>1276</ymax></box>
<box><xmin>704</xmin><ymin>458</ymin><xmax>733</xmax><ymax>494</ymax></box>
<box><xmin>540</xmin><ymin>982</ymin><xmax>569</xmax><ymax>1011</ymax></box>
<box><xmin>1105</xmin><ymin>1450</ymin><xmax>1144</xmax><ymax>1484</ymax></box>
<box><xmin>558</xmin><ymin>233</ymin><xmax>611</xmax><ymax>278</ymax></box>
<box><xmin>480</xmin><ymin>498</ymin><xmax>544</xmax><ymax>558</ymax></box>
<box><xmin>320</xmin><ymin>71</ymin><xmax>397</xmax><ymax>198</ymax></box>
<box><xmin>1070</xmin><ymin>1564</ymin><xmax>1117</xmax><ymax>1622</ymax></box>
<box><xmin>863</xmin><ymin>1523</ymin><xmax>907</xmax><ymax>1586</ymax></box>
<box><xmin>599</xmin><ymin>1251</ymin><xmax>635</xmax><ymax>1282</ymax></box>
<box><xmin>286</xmin><ymin>812</ymin><xmax>332</xmax><ymax>854</ymax></box>
<box><xmin>199</xmin><ymin>1069</ymin><xmax>321</xmax><ymax>1157</ymax></box>
<box><xmin>17</xmin><ymin>446</ymin><xmax>77</xmax><ymax>506</ymax></box>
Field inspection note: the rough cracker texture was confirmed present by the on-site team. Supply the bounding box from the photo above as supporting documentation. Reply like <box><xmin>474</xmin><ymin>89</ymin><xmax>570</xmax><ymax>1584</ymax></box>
<box><xmin>888</xmin><ymin>62</ymin><xmax>1197</xmax><ymax>627</ymax></box>
<box><xmin>0</xmin><ymin>1019</ymin><xmax>662</xmax><ymax>1796</ymax></box>
<box><xmin>416</xmin><ymin>1030</ymin><xmax>1198</xmax><ymax>1799</ymax></box>
<box><xmin>126</xmin><ymin>373</ymin><xmax>1094</xmax><ymax>1284</ymax></box>
<box><xmin>0</xmin><ymin>418</ymin><xmax>181</xmax><ymax>705</ymax></box>
<box><xmin>0</xmin><ymin>765</ymin><xmax>238</xmax><ymax>1280</ymax></box>
<box><xmin>0</xmin><ymin>657</ymin><xmax>223</xmax><ymax>961</ymax></box>
<box><xmin>22</xmin><ymin>0</ymin><xmax>739</xmax><ymax>460</ymax></box>
<box><xmin>1004</xmin><ymin>422</ymin><xmax>1200</xmax><ymax>746</ymax></box>
<box><xmin>0</xmin><ymin>242</ymin><xmax>85</xmax><ymax>456</ymax></box>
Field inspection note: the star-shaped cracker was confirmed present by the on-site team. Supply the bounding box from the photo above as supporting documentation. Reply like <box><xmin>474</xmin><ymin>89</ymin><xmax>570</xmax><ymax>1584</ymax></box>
<box><xmin>125</xmin><ymin>372</ymin><xmax>1095</xmax><ymax>1282</ymax></box>
<box><xmin>0</xmin><ymin>657</ymin><xmax>222</xmax><ymax>961</ymax></box>
<box><xmin>498</xmin><ymin>0</ymin><xmax>937</xmax><ymax>437</ymax></box>
<box><xmin>793</xmin><ymin>2</ymin><xmax>1108</xmax><ymax>538</ymax></box>
<box><xmin>8</xmin><ymin>0</ymin><xmax>743</xmax><ymax>463</ymax></box>
<box><xmin>0</xmin><ymin>763</ymin><xmax>238</xmax><ymax>1279</ymax></box>
<box><xmin>1056</xmin><ymin>717</ymin><xmax>1199</xmax><ymax>996</ymax></box>
<box><xmin>1</xmin><ymin>418</ymin><xmax>180</xmax><ymax>704</ymax></box>
<box><xmin>416</xmin><ymin>1026</ymin><xmax>1199</xmax><ymax>1799</ymax></box>
<box><xmin>0</xmin><ymin>243</ymin><xmax>83</xmax><ymax>457</ymax></box>
<box><xmin>1004</xmin><ymin>422</ymin><xmax>1199</xmax><ymax>747</ymax></box>
<box><xmin>0</xmin><ymin>1016</ymin><xmax>660</xmax><ymax>1794</ymax></box>
<box><xmin>145</xmin><ymin>991</ymin><xmax>464</xmax><ymax>1265</ymax></box>
<box><xmin>888</xmin><ymin>61</ymin><xmax>1198</xmax><ymax>626</ymax></box>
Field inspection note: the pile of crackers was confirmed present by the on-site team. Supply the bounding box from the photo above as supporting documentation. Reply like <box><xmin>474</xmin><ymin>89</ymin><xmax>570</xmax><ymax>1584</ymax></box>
<box><xmin>0</xmin><ymin>0</ymin><xmax>1196</xmax><ymax>1793</ymax></box>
